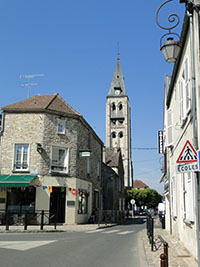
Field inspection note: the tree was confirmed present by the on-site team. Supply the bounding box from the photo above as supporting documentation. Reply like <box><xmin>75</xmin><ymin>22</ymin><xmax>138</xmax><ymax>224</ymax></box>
<box><xmin>125</xmin><ymin>188</ymin><xmax>162</xmax><ymax>209</ymax></box>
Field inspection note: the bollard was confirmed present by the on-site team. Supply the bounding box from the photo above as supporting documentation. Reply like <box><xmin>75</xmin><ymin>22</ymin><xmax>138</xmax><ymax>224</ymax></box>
<box><xmin>5</xmin><ymin>211</ymin><xmax>9</xmax><ymax>231</ymax></box>
<box><xmin>151</xmin><ymin>216</ymin><xmax>154</xmax><ymax>251</ymax></box>
<box><xmin>54</xmin><ymin>211</ymin><xmax>57</xmax><ymax>230</ymax></box>
<box><xmin>164</xmin><ymin>242</ymin><xmax>168</xmax><ymax>267</ymax></box>
<box><xmin>40</xmin><ymin>210</ymin><xmax>44</xmax><ymax>230</ymax></box>
<box><xmin>24</xmin><ymin>211</ymin><xmax>28</xmax><ymax>230</ymax></box>
<box><xmin>160</xmin><ymin>253</ymin><xmax>167</xmax><ymax>267</ymax></box>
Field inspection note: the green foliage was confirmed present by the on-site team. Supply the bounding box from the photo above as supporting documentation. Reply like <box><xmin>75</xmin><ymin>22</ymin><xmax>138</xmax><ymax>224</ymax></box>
<box><xmin>125</xmin><ymin>188</ymin><xmax>162</xmax><ymax>209</ymax></box>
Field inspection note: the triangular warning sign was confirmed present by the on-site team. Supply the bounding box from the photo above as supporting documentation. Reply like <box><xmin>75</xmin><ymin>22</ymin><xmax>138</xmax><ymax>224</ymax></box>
<box><xmin>176</xmin><ymin>140</ymin><xmax>197</xmax><ymax>163</ymax></box>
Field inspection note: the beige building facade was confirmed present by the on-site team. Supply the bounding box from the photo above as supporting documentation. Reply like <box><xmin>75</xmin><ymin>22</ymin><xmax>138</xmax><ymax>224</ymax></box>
<box><xmin>161</xmin><ymin>0</ymin><xmax>200</xmax><ymax>261</ymax></box>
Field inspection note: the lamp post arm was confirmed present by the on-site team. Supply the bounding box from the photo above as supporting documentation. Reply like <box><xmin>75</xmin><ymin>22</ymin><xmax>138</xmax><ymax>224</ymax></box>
<box><xmin>156</xmin><ymin>0</ymin><xmax>180</xmax><ymax>32</ymax></box>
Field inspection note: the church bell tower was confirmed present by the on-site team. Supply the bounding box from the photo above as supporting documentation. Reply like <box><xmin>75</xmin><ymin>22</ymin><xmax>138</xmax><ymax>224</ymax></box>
<box><xmin>106</xmin><ymin>54</ymin><xmax>133</xmax><ymax>188</ymax></box>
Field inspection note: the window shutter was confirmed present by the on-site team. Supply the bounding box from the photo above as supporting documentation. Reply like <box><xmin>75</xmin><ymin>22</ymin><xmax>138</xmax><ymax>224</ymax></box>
<box><xmin>87</xmin><ymin>158</ymin><xmax>90</xmax><ymax>175</ymax></box>
<box><xmin>179</xmin><ymin>80</ymin><xmax>184</xmax><ymax>123</ymax></box>
<box><xmin>185</xmin><ymin>58</ymin><xmax>191</xmax><ymax>112</ymax></box>
<box><xmin>181</xmin><ymin>173</ymin><xmax>185</xmax><ymax>219</ymax></box>
<box><xmin>167</xmin><ymin>108</ymin><xmax>173</xmax><ymax>146</ymax></box>
<box><xmin>173</xmin><ymin>177</ymin><xmax>177</xmax><ymax>217</ymax></box>
<box><xmin>187</xmin><ymin>173</ymin><xmax>194</xmax><ymax>222</ymax></box>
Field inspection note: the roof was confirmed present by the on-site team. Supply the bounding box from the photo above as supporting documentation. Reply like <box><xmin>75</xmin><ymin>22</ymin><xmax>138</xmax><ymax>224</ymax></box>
<box><xmin>1</xmin><ymin>93</ymin><xmax>104</xmax><ymax>146</ymax></box>
<box><xmin>107</xmin><ymin>54</ymin><xmax>127</xmax><ymax>97</ymax></box>
<box><xmin>104</xmin><ymin>147</ymin><xmax>121</xmax><ymax>168</ymax></box>
<box><xmin>1</xmin><ymin>93</ymin><xmax>81</xmax><ymax>117</ymax></box>
<box><xmin>134</xmin><ymin>179</ymin><xmax>149</xmax><ymax>189</ymax></box>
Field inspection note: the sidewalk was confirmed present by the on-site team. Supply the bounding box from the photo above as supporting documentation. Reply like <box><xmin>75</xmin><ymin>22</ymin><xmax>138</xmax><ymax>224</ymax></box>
<box><xmin>0</xmin><ymin>222</ymin><xmax>115</xmax><ymax>233</ymax></box>
<box><xmin>141</xmin><ymin>218</ymin><xmax>198</xmax><ymax>267</ymax></box>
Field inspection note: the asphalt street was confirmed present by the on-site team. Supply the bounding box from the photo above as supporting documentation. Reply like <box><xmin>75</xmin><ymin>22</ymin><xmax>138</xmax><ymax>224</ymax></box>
<box><xmin>0</xmin><ymin>219</ymin><xmax>146</xmax><ymax>267</ymax></box>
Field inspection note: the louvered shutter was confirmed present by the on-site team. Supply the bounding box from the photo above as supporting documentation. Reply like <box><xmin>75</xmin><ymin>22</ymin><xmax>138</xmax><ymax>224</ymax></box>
<box><xmin>185</xmin><ymin>57</ymin><xmax>191</xmax><ymax>112</ymax></box>
<box><xmin>187</xmin><ymin>173</ymin><xmax>194</xmax><ymax>222</ymax></box>
<box><xmin>167</xmin><ymin>108</ymin><xmax>173</xmax><ymax>146</ymax></box>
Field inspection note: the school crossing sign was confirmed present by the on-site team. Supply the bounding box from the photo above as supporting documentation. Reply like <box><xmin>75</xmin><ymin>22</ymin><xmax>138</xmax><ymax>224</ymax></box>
<box><xmin>176</xmin><ymin>140</ymin><xmax>199</xmax><ymax>173</ymax></box>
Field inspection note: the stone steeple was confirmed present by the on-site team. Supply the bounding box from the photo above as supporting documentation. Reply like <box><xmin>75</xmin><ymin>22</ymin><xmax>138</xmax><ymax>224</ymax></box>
<box><xmin>108</xmin><ymin>54</ymin><xmax>127</xmax><ymax>97</ymax></box>
<box><xmin>106</xmin><ymin>56</ymin><xmax>133</xmax><ymax>188</ymax></box>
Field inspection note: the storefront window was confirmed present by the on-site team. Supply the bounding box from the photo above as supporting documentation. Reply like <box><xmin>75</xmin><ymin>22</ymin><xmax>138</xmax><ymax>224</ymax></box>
<box><xmin>7</xmin><ymin>186</ymin><xmax>36</xmax><ymax>213</ymax></box>
<box><xmin>78</xmin><ymin>193</ymin><xmax>88</xmax><ymax>214</ymax></box>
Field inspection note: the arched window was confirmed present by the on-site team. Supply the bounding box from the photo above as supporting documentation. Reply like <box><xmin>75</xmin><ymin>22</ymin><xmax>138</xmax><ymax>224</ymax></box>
<box><xmin>112</xmin><ymin>132</ymin><xmax>116</xmax><ymax>138</ymax></box>
<box><xmin>119</xmin><ymin>132</ymin><xmax>123</xmax><ymax>138</ymax></box>
<box><xmin>118</xmin><ymin>103</ymin><xmax>123</xmax><ymax>111</ymax></box>
<box><xmin>112</xmin><ymin>103</ymin><xmax>116</xmax><ymax>111</ymax></box>
<box><xmin>118</xmin><ymin>119</ymin><xmax>124</xmax><ymax>125</ymax></box>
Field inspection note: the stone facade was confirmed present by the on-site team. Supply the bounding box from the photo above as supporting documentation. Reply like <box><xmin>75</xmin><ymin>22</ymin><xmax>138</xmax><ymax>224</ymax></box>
<box><xmin>0</xmin><ymin>95</ymin><xmax>103</xmax><ymax>224</ymax></box>
<box><xmin>106</xmin><ymin>56</ymin><xmax>133</xmax><ymax>188</ymax></box>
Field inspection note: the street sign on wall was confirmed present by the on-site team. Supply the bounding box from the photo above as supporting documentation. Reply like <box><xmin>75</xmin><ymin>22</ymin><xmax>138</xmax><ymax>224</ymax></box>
<box><xmin>158</xmin><ymin>130</ymin><xmax>164</xmax><ymax>154</ymax></box>
<box><xmin>176</xmin><ymin>140</ymin><xmax>199</xmax><ymax>173</ymax></box>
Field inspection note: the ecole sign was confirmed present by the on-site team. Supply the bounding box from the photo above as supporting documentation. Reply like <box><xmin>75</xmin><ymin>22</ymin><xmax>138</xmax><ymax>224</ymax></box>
<box><xmin>176</xmin><ymin>140</ymin><xmax>199</xmax><ymax>173</ymax></box>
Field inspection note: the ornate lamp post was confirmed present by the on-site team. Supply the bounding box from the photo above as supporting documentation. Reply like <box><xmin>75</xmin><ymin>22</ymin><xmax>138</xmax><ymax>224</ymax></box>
<box><xmin>156</xmin><ymin>0</ymin><xmax>181</xmax><ymax>63</ymax></box>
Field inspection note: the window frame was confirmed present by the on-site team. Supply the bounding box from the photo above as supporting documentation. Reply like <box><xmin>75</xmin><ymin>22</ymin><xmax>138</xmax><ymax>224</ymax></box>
<box><xmin>13</xmin><ymin>144</ymin><xmax>30</xmax><ymax>172</ymax></box>
<box><xmin>57</xmin><ymin>119</ymin><xmax>65</xmax><ymax>134</ymax></box>
<box><xmin>50</xmin><ymin>146</ymin><xmax>69</xmax><ymax>174</ymax></box>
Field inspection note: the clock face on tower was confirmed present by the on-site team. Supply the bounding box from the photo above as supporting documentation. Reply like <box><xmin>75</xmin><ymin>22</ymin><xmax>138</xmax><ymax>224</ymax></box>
<box><xmin>115</xmin><ymin>89</ymin><xmax>120</xmax><ymax>95</ymax></box>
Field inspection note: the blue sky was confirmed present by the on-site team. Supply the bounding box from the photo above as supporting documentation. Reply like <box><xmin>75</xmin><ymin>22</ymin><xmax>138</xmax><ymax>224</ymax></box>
<box><xmin>0</xmin><ymin>0</ymin><xmax>185</xmax><ymax>193</ymax></box>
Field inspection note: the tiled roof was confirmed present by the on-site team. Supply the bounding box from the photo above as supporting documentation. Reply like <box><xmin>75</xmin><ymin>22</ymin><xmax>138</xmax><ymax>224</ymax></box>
<box><xmin>104</xmin><ymin>147</ymin><xmax>121</xmax><ymax>167</ymax></box>
<box><xmin>2</xmin><ymin>94</ymin><xmax>81</xmax><ymax>117</ymax></box>
<box><xmin>134</xmin><ymin>179</ymin><xmax>149</xmax><ymax>189</ymax></box>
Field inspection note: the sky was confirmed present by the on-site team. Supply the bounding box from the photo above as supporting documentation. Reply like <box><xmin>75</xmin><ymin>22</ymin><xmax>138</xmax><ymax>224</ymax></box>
<box><xmin>0</xmin><ymin>0</ymin><xmax>186</xmax><ymax>193</ymax></box>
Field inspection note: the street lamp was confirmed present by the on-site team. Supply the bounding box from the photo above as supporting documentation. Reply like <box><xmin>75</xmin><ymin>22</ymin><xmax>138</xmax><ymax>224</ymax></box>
<box><xmin>156</xmin><ymin>0</ymin><xmax>181</xmax><ymax>63</ymax></box>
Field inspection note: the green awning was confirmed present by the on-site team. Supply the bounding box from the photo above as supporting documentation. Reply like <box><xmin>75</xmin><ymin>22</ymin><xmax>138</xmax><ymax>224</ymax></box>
<box><xmin>0</xmin><ymin>175</ymin><xmax>37</xmax><ymax>187</ymax></box>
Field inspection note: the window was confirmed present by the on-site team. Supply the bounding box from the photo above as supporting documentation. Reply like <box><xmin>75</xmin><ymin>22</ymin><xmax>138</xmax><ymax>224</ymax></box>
<box><xmin>186</xmin><ymin>173</ymin><xmax>194</xmax><ymax>222</ymax></box>
<box><xmin>171</xmin><ymin>176</ymin><xmax>177</xmax><ymax>217</ymax></box>
<box><xmin>166</xmin><ymin>108</ymin><xmax>173</xmax><ymax>146</ymax></box>
<box><xmin>57</xmin><ymin>119</ymin><xmax>65</xmax><ymax>134</ymax></box>
<box><xmin>118</xmin><ymin>103</ymin><xmax>123</xmax><ymax>110</ymax></box>
<box><xmin>97</xmin><ymin>161</ymin><xmax>100</xmax><ymax>177</ymax></box>
<box><xmin>111</xmin><ymin>119</ymin><xmax>116</xmax><ymax>125</ymax></box>
<box><xmin>118</xmin><ymin>119</ymin><xmax>124</xmax><ymax>125</ymax></box>
<box><xmin>181</xmin><ymin>173</ymin><xmax>186</xmax><ymax>219</ymax></box>
<box><xmin>179</xmin><ymin>80</ymin><xmax>184</xmax><ymax>124</ymax></box>
<box><xmin>119</xmin><ymin>132</ymin><xmax>123</xmax><ymax>138</ymax></box>
<box><xmin>87</xmin><ymin>158</ymin><xmax>90</xmax><ymax>175</ymax></box>
<box><xmin>185</xmin><ymin>57</ymin><xmax>191</xmax><ymax>113</ymax></box>
<box><xmin>112</xmin><ymin>132</ymin><xmax>116</xmax><ymax>138</ymax></box>
<box><xmin>51</xmin><ymin>146</ymin><xmax>69</xmax><ymax>173</ymax></box>
<box><xmin>112</xmin><ymin>103</ymin><xmax>116</xmax><ymax>111</ymax></box>
<box><xmin>78</xmin><ymin>193</ymin><xmax>88</xmax><ymax>214</ymax></box>
<box><xmin>14</xmin><ymin>144</ymin><xmax>29</xmax><ymax>171</ymax></box>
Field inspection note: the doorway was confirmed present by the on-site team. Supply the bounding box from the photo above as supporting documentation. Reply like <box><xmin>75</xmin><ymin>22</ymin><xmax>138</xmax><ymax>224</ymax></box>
<box><xmin>50</xmin><ymin>187</ymin><xmax>66</xmax><ymax>223</ymax></box>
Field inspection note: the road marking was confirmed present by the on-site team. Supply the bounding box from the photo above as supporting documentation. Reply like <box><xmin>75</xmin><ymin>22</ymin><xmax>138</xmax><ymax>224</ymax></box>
<box><xmin>85</xmin><ymin>229</ymin><xmax>135</xmax><ymax>235</ymax></box>
<box><xmin>0</xmin><ymin>240</ymin><xmax>57</xmax><ymax>251</ymax></box>
<box><xmin>103</xmin><ymin>230</ymin><xmax>120</xmax><ymax>234</ymax></box>
<box><xmin>86</xmin><ymin>229</ymin><xmax>105</xmax><ymax>233</ymax></box>
<box><xmin>117</xmin><ymin>231</ymin><xmax>135</xmax><ymax>235</ymax></box>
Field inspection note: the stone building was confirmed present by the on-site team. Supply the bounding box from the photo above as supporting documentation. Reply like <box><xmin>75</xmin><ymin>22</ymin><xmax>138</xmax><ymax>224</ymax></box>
<box><xmin>102</xmin><ymin>147</ymin><xmax>125</xmax><ymax>211</ymax></box>
<box><xmin>106</xmin><ymin>55</ymin><xmax>133</xmax><ymax>188</ymax></box>
<box><xmin>0</xmin><ymin>93</ymin><xmax>103</xmax><ymax>224</ymax></box>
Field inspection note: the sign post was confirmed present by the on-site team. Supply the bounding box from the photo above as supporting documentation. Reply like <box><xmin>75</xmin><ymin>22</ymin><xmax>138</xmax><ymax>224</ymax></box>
<box><xmin>130</xmin><ymin>199</ymin><xmax>135</xmax><ymax>218</ymax></box>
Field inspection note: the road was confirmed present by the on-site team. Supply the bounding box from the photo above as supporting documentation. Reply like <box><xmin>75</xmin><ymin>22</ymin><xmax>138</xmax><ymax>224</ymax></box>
<box><xmin>0</xmin><ymin>218</ymin><xmax>147</xmax><ymax>267</ymax></box>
